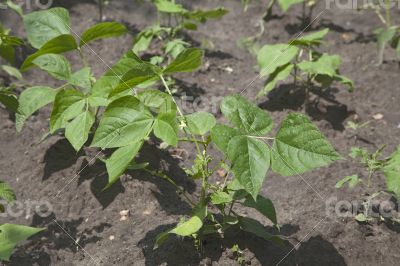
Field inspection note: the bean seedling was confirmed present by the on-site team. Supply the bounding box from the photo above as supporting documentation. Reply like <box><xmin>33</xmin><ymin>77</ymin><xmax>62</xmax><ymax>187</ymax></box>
<box><xmin>256</xmin><ymin>28</ymin><xmax>353</xmax><ymax>102</ymax></box>
<box><xmin>13</xmin><ymin>7</ymin><xmax>342</xmax><ymax>252</ymax></box>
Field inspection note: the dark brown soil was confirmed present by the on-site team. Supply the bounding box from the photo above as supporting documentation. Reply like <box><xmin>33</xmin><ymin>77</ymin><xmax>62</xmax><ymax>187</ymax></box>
<box><xmin>1</xmin><ymin>0</ymin><xmax>400</xmax><ymax>265</ymax></box>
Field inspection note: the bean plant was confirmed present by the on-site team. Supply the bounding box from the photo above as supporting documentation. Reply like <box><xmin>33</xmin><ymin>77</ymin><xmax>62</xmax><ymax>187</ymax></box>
<box><xmin>0</xmin><ymin>181</ymin><xmax>44</xmax><ymax>261</ymax></box>
<box><xmin>336</xmin><ymin>146</ymin><xmax>400</xmax><ymax>222</ymax></box>
<box><xmin>358</xmin><ymin>0</ymin><xmax>400</xmax><ymax>64</ymax></box>
<box><xmin>0</xmin><ymin>23</ymin><xmax>23</xmax><ymax>113</ymax></box>
<box><xmin>14</xmin><ymin>7</ymin><xmax>342</xmax><ymax>251</ymax></box>
<box><xmin>256</xmin><ymin>28</ymin><xmax>353</xmax><ymax>100</ymax></box>
<box><xmin>132</xmin><ymin>0</ymin><xmax>228</xmax><ymax>59</ymax></box>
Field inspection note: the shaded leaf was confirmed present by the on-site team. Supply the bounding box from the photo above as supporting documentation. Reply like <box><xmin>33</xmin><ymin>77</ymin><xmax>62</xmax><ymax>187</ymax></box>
<box><xmin>243</xmin><ymin>195</ymin><xmax>277</xmax><ymax>224</ymax></box>
<box><xmin>154</xmin><ymin>112</ymin><xmax>179</xmax><ymax>146</ymax></box>
<box><xmin>383</xmin><ymin>146</ymin><xmax>400</xmax><ymax>198</ymax></box>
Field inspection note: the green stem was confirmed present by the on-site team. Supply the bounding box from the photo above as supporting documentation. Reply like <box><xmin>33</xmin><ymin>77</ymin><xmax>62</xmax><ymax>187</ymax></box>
<box><xmin>78</xmin><ymin>48</ymin><xmax>88</xmax><ymax>68</ymax></box>
<box><xmin>159</xmin><ymin>74</ymin><xmax>209</xmax><ymax>203</ymax></box>
<box><xmin>384</xmin><ymin>0</ymin><xmax>391</xmax><ymax>27</ymax></box>
<box><xmin>144</xmin><ymin>169</ymin><xmax>195</xmax><ymax>207</ymax></box>
<box><xmin>178</xmin><ymin>138</ymin><xmax>207</xmax><ymax>145</ymax></box>
<box><xmin>98</xmin><ymin>0</ymin><xmax>104</xmax><ymax>21</ymax></box>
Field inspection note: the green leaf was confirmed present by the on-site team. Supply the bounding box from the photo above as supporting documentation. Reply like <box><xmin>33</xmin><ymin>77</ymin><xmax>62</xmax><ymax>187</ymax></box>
<box><xmin>258</xmin><ymin>63</ymin><xmax>293</xmax><ymax>97</ymax></box>
<box><xmin>105</xmin><ymin>141</ymin><xmax>143</xmax><ymax>189</ymax></box>
<box><xmin>0</xmin><ymin>224</ymin><xmax>45</xmax><ymax>261</ymax></box>
<box><xmin>1</xmin><ymin>65</ymin><xmax>22</xmax><ymax>80</ymax></box>
<box><xmin>0</xmin><ymin>181</ymin><xmax>16</xmax><ymax>203</ymax></box>
<box><xmin>335</xmin><ymin>175</ymin><xmax>360</xmax><ymax>189</ymax></box>
<box><xmin>80</xmin><ymin>22</ymin><xmax>127</xmax><ymax>47</ymax></box>
<box><xmin>243</xmin><ymin>195</ymin><xmax>277</xmax><ymax>224</ymax></box>
<box><xmin>16</xmin><ymin>86</ymin><xmax>57</xmax><ymax>132</ymax></box>
<box><xmin>50</xmin><ymin>88</ymin><xmax>85</xmax><ymax>133</ymax></box>
<box><xmin>383</xmin><ymin>146</ymin><xmax>400</xmax><ymax>198</ymax></box>
<box><xmin>154</xmin><ymin>112</ymin><xmax>179</xmax><ymax>146</ymax></box>
<box><xmin>32</xmin><ymin>54</ymin><xmax>72</xmax><ymax>80</ymax></box>
<box><xmin>291</xmin><ymin>28</ymin><xmax>329</xmax><ymax>46</ymax></box>
<box><xmin>257</xmin><ymin>44</ymin><xmax>298</xmax><ymax>76</ymax></box>
<box><xmin>154</xmin><ymin>231</ymin><xmax>170</xmax><ymax>249</ymax></box>
<box><xmin>211</xmin><ymin>124</ymin><xmax>241</xmax><ymax>154</ymax></box>
<box><xmin>297</xmin><ymin>54</ymin><xmax>341</xmax><ymax>77</ymax></box>
<box><xmin>69</xmin><ymin>67</ymin><xmax>92</xmax><ymax>92</ymax></box>
<box><xmin>164</xmin><ymin>39</ymin><xmax>190</xmax><ymax>58</ymax></box>
<box><xmin>6</xmin><ymin>0</ymin><xmax>23</xmax><ymax>16</ymax></box>
<box><xmin>239</xmin><ymin>217</ymin><xmax>283</xmax><ymax>246</ymax></box>
<box><xmin>163</xmin><ymin>48</ymin><xmax>203</xmax><ymax>74</ymax></box>
<box><xmin>170</xmin><ymin>205</ymin><xmax>207</xmax><ymax>236</ymax></box>
<box><xmin>210</xmin><ymin>191</ymin><xmax>233</xmax><ymax>205</ymax></box>
<box><xmin>154</xmin><ymin>0</ymin><xmax>187</xmax><ymax>13</ymax></box>
<box><xmin>271</xmin><ymin>113</ymin><xmax>341</xmax><ymax>176</ymax></box>
<box><xmin>376</xmin><ymin>26</ymin><xmax>397</xmax><ymax>64</ymax></box>
<box><xmin>110</xmin><ymin>63</ymin><xmax>160</xmax><ymax>97</ymax></box>
<box><xmin>221</xmin><ymin>94</ymin><xmax>273</xmax><ymax>135</ymax></box>
<box><xmin>278</xmin><ymin>0</ymin><xmax>304</xmax><ymax>11</ymax></box>
<box><xmin>65</xmin><ymin>109</ymin><xmax>95</xmax><ymax>151</ymax></box>
<box><xmin>136</xmin><ymin>90</ymin><xmax>176</xmax><ymax>113</ymax></box>
<box><xmin>0</xmin><ymin>90</ymin><xmax>18</xmax><ymax>113</ymax></box>
<box><xmin>91</xmin><ymin>96</ymin><xmax>154</xmax><ymax>148</ymax></box>
<box><xmin>23</xmin><ymin>7</ymin><xmax>70</xmax><ymax>49</ymax></box>
<box><xmin>184</xmin><ymin>7</ymin><xmax>229</xmax><ymax>22</ymax></box>
<box><xmin>227</xmin><ymin>136</ymin><xmax>270</xmax><ymax>200</ymax></box>
<box><xmin>185</xmin><ymin>112</ymin><xmax>216</xmax><ymax>136</ymax></box>
<box><xmin>21</xmin><ymin>34</ymin><xmax>77</xmax><ymax>71</ymax></box>
<box><xmin>91</xmin><ymin>52</ymin><xmax>143</xmax><ymax>101</ymax></box>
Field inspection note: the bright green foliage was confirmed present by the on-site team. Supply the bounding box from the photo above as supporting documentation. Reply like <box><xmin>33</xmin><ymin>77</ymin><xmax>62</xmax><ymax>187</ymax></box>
<box><xmin>16</xmin><ymin>86</ymin><xmax>57</xmax><ymax>132</ymax></box>
<box><xmin>23</xmin><ymin>7</ymin><xmax>71</xmax><ymax>49</ymax></box>
<box><xmin>0</xmin><ymin>224</ymin><xmax>45</xmax><ymax>261</ymax></box>
<box><xmin>0</xmin><ymin>182</ymin><xmax>44</xmax><ymax>262</ymax></box>
<box><xmin>185</xmin><ymin>112</ymin><xmax>216</xmax><ymax>136</ymax></box>
<box><xmin>271</xmin><ymin>113</ymin><xmax>341</xmax><ymax>176</ymax></box>
<box><xmin>80</xmin><ymin>21</ymin><xmax>127</xmax><ymax>47</ymax></box>
<box><xmin>33</xmin><ymin>54</ymin><xmax>72</xmax><ymax>80</ymax></box>
<box><xmin>256</xmin><ymin>29</ymin><xmax>353</xmax><ymax>98</ymax></box>
<box><xmin>132</xmin><ymin>1</ymin><xmax>228</xmax><ymax>58</ymax></box>
<box><xmin>338</xmin><ymin>146</ymin><xmax>400</xmax><ymax>198</ymax></box>
<box><xmin>335</xmin><ymin>175</ymin><xmax>361</xmax><ymax>189</ymax></box>
<box><xmin>383</xmin><ymin>146</ymin><xmax>400</xmax><ymax>197</ymax></box>
<box><xmin>10</xmin><ymin>7</ymin><xmax>342</xmax><ymax>256</ymax></box>
<box><xmin>0</xmin><ymin>181</ymin><xmax>16</xmax><ymax>204</ymax></box>
<box><xmin>227</xmin><ymin>135</ymin><xmax>271</xmax><ymax>199</ymax></box>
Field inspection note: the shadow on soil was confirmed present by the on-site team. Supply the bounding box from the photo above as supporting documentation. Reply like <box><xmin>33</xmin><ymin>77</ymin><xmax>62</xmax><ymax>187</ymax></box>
<box><xmin>42</xmin><ymin>138</ymin><xmax>84</xmax><ymax>181</ymax></box>
<box><xmin>138</xmin><ymin>223</ymin><xmax>346</xmax><ymax>266</ymax></box>
<box><xmin>259</xmin><ymin>84</ymin><xmax>354</xmax><ymax>131</ymax></box>
<box><xmin>6</xmin><ymin>213</ymin><xmax>111</xmax><ymax>266</ymax></box>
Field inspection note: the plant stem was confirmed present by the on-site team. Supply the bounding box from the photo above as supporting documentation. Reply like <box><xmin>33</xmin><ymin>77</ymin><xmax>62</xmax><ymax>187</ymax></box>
<box><xmin>249</xmin><ymin>136</ymin><xmax>275</xmax><ymax>140</ymax></box>
<box><xmin>98</xmin><ymin>0</ymin><xmax>104</xmax><ymax>22</ymax></box>
<box><xmin>178</xmin><ymin>138</ymin><xmax>208</xmax><ymax>145</ymax></box>
<box><xmin>384</xmin><ymin>0</ymin><xmax>391</xmax><ymax>27</ymax></box>
<box><xmin>144</xmin><ymin>169</ymin><xmax>195</xmax><ymax>207</ymax></box>
<box><xmin>159</xmin><ymin>74</ymin><xmax>209</xmax><ymax>204</ymax></box>
<box><xmin>78</xmin><ymin>48</ymin><xmax>88</xmax><ymax>68</ymax></box>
